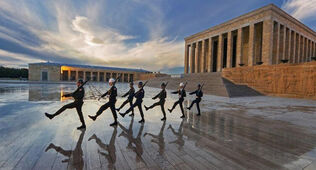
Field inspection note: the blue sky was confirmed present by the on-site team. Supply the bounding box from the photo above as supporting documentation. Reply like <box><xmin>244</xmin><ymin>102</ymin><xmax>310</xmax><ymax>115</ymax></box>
<box><xmin>0</xmin><ymin>0</ymin><xmax>315</xmax><ymax>73</ymax></box>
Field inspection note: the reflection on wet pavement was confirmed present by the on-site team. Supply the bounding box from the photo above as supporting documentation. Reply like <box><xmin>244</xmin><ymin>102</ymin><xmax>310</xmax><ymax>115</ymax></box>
<box><xmin>45</xmin><ymin>129</ymin><xmax>85</xmax><ymax>170</ymax></box>
<box><xmin>1</xmin><ymin>83</ymin><xmax>316</xmax><ymax>169</ymax></box>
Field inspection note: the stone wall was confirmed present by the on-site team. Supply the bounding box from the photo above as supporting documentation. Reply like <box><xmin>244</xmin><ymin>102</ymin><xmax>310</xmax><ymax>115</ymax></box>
<box><xmin>137</xmin><ymin>73</ymin><xmax>169</xmax><ymax>80</ymax></box>
<box><xmin>29</xmin><ymin>64</ymin><xmax>61</xmax><ymax>81</ymax></box>
<box><xmin>222</xmin><ymin>62</ymin><xmax>316</xmax><ymax>99</ymax></box>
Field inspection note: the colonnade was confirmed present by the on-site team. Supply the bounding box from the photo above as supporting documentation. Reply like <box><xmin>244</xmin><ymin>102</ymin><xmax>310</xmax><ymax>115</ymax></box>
<box><xmin>61</xmin><ymin>69</ymin><xmax>134</xmax><ymax>83</ymax></box>
<box><xmin>272</xmin><ymin>21</ymin><xmax>316</xmax><ymax>64</ymax></box>
<box><xmin>184</xmin><ymin>19</ymin><xmax>316</xmax><ymax>73</ymax></box>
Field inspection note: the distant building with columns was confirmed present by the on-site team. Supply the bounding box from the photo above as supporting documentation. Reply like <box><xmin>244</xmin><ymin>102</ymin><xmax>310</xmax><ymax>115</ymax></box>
<box><xmin>28</xmin><ymin>62</ymin><xmax>153</xmax><ymax>82</ymax></box>
<box><xmin>184</xmin><ymin>4</ymin><xmax>316</xmax><ymax>73</ymax></box>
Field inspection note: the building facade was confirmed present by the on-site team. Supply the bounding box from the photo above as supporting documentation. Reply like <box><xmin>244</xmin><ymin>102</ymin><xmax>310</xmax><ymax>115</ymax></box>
<box><xmin>29</xmin><ymin>62</ymin><xmax>151</xmax><ymax>82</ymax></box>
<box><xmin>184</xmin><ymin>4</ymin><xmax>316</xmax><ymax>73</ymax></box>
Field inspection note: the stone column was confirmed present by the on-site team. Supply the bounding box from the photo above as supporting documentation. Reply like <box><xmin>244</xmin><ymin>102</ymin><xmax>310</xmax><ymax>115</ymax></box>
<box><xmin>68</xmin><ymin>70</ymin><xmax>71</xmax><ymax>81</ymax></box>
<box><xmin>184</xmin><ymin>43</ymin><xmax>189</xmax><ymax>74</ymax></box>
<box><xmin>75</xmin><ymin>70</ymin><xmax>78</xmax><ymax>81</ymax></box>
<box><xmin>248</xmin><ymin>24</ymin><xmax>255</xmax><ymax>66</ymax></box>
<box><xmin>195</xmin><ymin>42</ymin><xmax>200</xmax><ymax>73</ymax></box>
<box><xmin>315</xmin><ymin>41</ymin><xmax>316</xmax><ymax>57</ymax></box>
<box><xmin>275</xmin><ymin>23</ymin><xmax>280</xmax><ymax>64</ymax></box>
<box><xmin>227</xmin><ymin>31</ymin><xmax>232</xmax><ymax>68</ymax></box>
<box><xmin>301</xmin><ymin>35</ymin><xmax>306</xmax><ymax>62</ymax></box>
<box><xmin>207</xmin><ymin>38</ymin><xmax>213</xmax><ymax>72</ymax></box>
<box><xmin>295</xmin><ymin>34</ymin><xmax>301</xmax><ymax>63</ymax></box>
<box><xmin>309</xmin><ymin>40</ymin><xmax>314</xmax><ymax>61</ymax></box>
<box><xmin>201</xmin><ymin>40</ymin><xmax>205</xmax><ymax>72</ymax></box>
<box><xmin>287</xmin><ymin>28</ymin><xmax>291</xmax><ymax>62</ymax></box>
<box><xmin>292</xmin><ymin>31</ymin><xmax>296</xmax><ymax>63</ymax></box>
<box><xmin>217</xmin><ymin>35</ymin><xmax>223</xmax><ymax>72</ymax></box>
<box><xmin>314</xmin><ymin>41</ymin><xmax>316</xmax><ymax>57</ymax></box>
<box><xmin>281</xmin><ymin>26</ymin><xmax>286</xmax><ymax>60</ymax></box>
<box><xmin>307</xmin><ymin>40</ymin><xmax>310</xmax><ymax>61</ymax></box>
<box><xmin>236</xmin><ymin>28</ymin><xmax>243</xmax><ymax>66</ymax></box>
<box><xmin>311</xmin><ymin>41</ymin><xmax>314</xmax><ymax>58</ymax></box>
<box><xmin>306</xmin><ymin>38</ymin><xmax>309</xmax><ymax>62</ymax></box>
<box><xmin>190</xmin><ymin>43</ymin><xmax>196</xmax><ymax>73</ymax></box>
<box><xmin>309</xmin><ymin>40</ymin><xmax>313</xmax><ymax>61</ymax></box>
<box><xmin>311</xmin><ymin>41</ymin><xmax>315</xmax><ymax>57</ymax></box>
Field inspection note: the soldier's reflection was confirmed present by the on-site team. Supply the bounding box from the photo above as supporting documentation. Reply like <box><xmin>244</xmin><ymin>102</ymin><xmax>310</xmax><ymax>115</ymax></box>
<box><xmin>118</xmin><ymin>117</ymin><xmax>145</xmax><ymax>162</ymax></box>
<box><xmin>144</xmin><ymin>120</ymin><xmax>166</xmax><ymax>154</ymax></box>
<box><xmin>45</xmin><ymin>129</ymin><xmax>85</xmax><ymax>170</ymax></box>
<box><xmin>168</xmin><ymin>119</ymin><xmax>185</xmax><ymax>150</ymax></box>
<box><xmin>88</xmin><ymin>127</ymin><xmax>117</xmax><ymax>169</ymax></box>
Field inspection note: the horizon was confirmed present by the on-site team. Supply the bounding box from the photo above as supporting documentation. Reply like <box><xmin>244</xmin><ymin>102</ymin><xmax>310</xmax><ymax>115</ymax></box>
<box><xmin>0</xmin><ymin>0</ymin><xmax>315</xmax><ymax>74</ymax></box>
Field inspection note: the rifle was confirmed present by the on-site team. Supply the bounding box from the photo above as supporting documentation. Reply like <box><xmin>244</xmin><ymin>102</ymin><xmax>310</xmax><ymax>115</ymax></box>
<box><xmin>63</xmin><ymin>80</ymin><xmax>89</xmax><ymax>97</ymax></box>
<box><xmin>113</xmin><ymin>74</ymin><xmax>122</xmax><ymax>85</ymax></box>
<box><xmin>183</xmin><ymin>82</ymin><xmax>188</xmax><ymax>90</ymax></box>
<box><xmin>200</xmin><ymin>83</ymin><xmax>205</xmax><ymax>90</ymax></box>
<box><xmin>165</xmin><ymin>81</ymin><xmax>169</xmax><ymax>87</ymax></box>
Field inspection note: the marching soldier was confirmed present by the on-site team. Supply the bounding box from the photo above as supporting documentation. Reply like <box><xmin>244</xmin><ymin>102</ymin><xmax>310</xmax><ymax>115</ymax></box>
<box><xmin>116</xmin><ymin>82</ymin><xmax>135</xmax><ymax>116</ymax></box>
<box><xmin>168</xmin><ymin>82</ymin><xmax>186</xmax><ymax>118</ymax></box>
<box><xmin>187</xmin><ymin>84</ymin><xmax>203</xmax><ymax>116</ymax></box>
<box><xmin>45</xmin><ymin>79</ymin><xmax>86</xmax><ymax>130</ymax></box>
<box><xmin>88</xmin><ymin>78</ymin><xmax>118</xmax><ymax>126</ymax></box>
<box><xmin>144</xmin><ymin>82</ymin><xmax>167</xmax><ymax>121</ymax></box>
<box><xmin>119</xmin><ymin>81</ymin><xmax>146</xmax><ymax>123</ymax></box>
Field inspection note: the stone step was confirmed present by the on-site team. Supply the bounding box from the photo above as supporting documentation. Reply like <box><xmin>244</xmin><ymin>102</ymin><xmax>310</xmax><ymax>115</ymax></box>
<box><xmin>145</xmin><ymin>73</ymin><xmax>262</xmax><ymax>97</ymax></box>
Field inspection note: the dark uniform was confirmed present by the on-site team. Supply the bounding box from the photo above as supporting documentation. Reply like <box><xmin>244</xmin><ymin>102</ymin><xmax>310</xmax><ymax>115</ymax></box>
<box><xmin>187</xmin><ymin>87</ymin><xmax>203</xmax><ymax>116</ymax></box>
<box><xmin>45</xmin><ymin>83</ymin><xmax>86</xmax><ymax>129</ymax></box>
<box><xmin>89</xmin><ymin>85</ymin><xmax>118</xmax><ymax>126</ymax></box>
<box><xmin>120</xmin><ymin>87</ymin><xmax>145</xmax><ymax>123</ymax></box>
<box><xmin>168</xmin><ymin>88</ymin><xmax>186</xmax><ymax>118</ymax></box>
<box><xmin>145</xmin><ymin>88</ymin><xmax>167</xmax><ymax>120</ymax></box>
<box><xmin>116</xmin><ymin>86</ymin><xmax>135</xmax><ymax>116</ymax></box>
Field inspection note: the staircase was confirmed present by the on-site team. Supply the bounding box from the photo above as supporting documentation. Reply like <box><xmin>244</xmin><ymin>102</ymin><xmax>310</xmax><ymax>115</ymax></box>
<box><xmin>145</xmin><ymin>72</ymin><xmax>261</xmax><ymax>97</ymax></box>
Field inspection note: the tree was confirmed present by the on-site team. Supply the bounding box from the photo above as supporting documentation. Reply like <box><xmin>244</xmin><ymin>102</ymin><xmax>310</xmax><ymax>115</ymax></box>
<box><xmin>0</xmin><ymin>66</ymin><xmax>28</xmax><ymax>78</ymax></box>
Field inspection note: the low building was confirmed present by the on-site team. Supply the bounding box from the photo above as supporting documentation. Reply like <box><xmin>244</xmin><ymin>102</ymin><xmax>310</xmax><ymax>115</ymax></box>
<box><xmin>28</xmin><ymin>62</ymin><xmax>152</xmax><ymax>82</ymax></box>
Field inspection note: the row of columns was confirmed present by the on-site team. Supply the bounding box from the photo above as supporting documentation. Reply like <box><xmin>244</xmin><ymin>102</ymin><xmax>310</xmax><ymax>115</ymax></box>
<box><xmin>62</xmin><ymin>70</ymin><xmax>134</xmax><ymax>83</ymax></box>
<box><xmin>184</xmin><ymin>19</ymin><xmax>316</xmax><ymax>73</ymax></box>
<box><xmin>185</xmin><ymin>21</ymin><xmax>266</xmax><ymax>73</ymax></box>
<box><xmin>272</xmin><ymin>21</ymin><xmax>316</xmax><ymax>64</ymax></box>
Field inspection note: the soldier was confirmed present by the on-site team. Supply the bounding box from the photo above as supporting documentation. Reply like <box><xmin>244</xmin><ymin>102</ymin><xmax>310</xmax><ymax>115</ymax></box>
<box><xmin>88</xmin><ymin>78</ymin><xmax>118</xmax><ymax>126</ymax></box>
<box><xmin>119</xmin><ymin>81</ymin><xmax>145</xmax><ymax>123</ymax></box>
<box><xmin>168</xmin><ymin>82</ymin><xmax>186</xmax><ymax>118</ymax></box>
<box><xmin>116</xmin><ymin>82</ymin><xmax>135</xmax><ymax>116</ymax></box>
<box><xmin>45</xmin><ymin>79</ymin><xmax>86</xmax><ymax>130</ymax></box>
<box><xmin>187</xmin><ymin>84</ymin><xmax>203</xmax><ymax>116</ymax></box>
<box><xmin>144</xmin><ymin>82</ymin><xmax>167</xmax><ymax>121</ymax></box>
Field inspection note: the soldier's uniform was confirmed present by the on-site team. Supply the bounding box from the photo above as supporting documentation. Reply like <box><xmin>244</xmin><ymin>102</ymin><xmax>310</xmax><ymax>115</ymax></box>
<box><xmin>145</xmin><ymin>84</ymin><xmax>167</xmax><ymax>120</ymax></box>
<box><xmin>187</xmin><ymin>86</ymin><xmax>203</xmax><ymax>116</ymax></box>
<box><xmin>120</xmin><ymin>83</ymin><xmax>145</xmax><ymax>123</ymax></box>
<box><xmin>45</xmin><ymin>80</ymin><xmax>86</xmax><ymax>129</ymax></box>
<box><xmin>90</xmin><ymin>85</ymin><xmax>117</xmax><ymax>124</ymax></box>
<box><xmin>116</xmin><ymin>85</ymin><xmax>135</xmax><ymax>115</ymax></box>
<box><xmin>169</xmin><ymin>88</ymin><xmax>186</xmax><ymax>118</ymax></box>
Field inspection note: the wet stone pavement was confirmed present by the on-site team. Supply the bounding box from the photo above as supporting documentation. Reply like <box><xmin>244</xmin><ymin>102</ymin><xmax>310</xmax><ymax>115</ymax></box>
<box><xmin>1</xmin><ymin>82</ymin><xmax>316</xmax><ymax>170</ymax></box>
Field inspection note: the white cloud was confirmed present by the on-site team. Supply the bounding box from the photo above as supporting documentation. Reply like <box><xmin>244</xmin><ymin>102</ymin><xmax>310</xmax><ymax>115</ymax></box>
<box><xmin>0</xmin><ymin>0</ymin><xmax>184</xmax><ymax>71</ymax></box>
<box><xmin>0</xmin><ymin>49</ymin><xmax>44</xmax><ymax>67</ymax></box>
<box><xmin>282</xmin><ymin>0</ymin><xmax>316</xmax><ymax>20</ymax></box>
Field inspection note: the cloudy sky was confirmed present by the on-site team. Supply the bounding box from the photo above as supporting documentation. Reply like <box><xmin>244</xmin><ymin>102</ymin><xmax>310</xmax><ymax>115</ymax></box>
<box><xmin>0</xmin><ymin>0</ymin><xmax>315</xmax><ymax>73</ymax></box>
